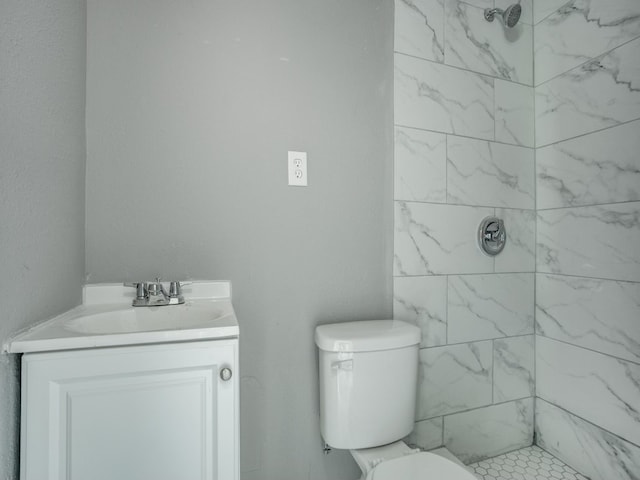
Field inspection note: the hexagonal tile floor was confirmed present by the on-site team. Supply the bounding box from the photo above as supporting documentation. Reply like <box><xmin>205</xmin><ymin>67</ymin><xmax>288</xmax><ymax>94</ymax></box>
<box><xmin>466</xmin><ymin>445</ymin><xmax>589</xmax><ymax>480</ymax></box>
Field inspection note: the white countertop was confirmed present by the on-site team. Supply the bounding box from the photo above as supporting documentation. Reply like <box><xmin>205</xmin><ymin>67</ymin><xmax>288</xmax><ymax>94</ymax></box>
<box><xmin>4</xmin><ymin>281</ymin><xmax>239</xmax><ymax>354</ymax></box>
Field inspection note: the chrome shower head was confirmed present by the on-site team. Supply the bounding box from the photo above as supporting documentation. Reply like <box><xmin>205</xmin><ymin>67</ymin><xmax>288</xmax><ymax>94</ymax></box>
<box><xmin>484</xmin><ymin>3</ymin><xmax>522</xmax><ymax>28</ymax></box>
<box><xmin>503</xmin><ymin>3</ymin><xmax>522</xmax><ymax>27</ymax></box>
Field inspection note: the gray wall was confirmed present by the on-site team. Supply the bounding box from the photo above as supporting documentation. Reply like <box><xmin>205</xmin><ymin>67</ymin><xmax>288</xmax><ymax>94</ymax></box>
<box><xmin>533</xmin><ymin>1</ymin><xmax>640</xmax><ymax>479</ymax></box>
<box><xmin>0</xmin><ymin>1</ymin><xmax>87</xmax><ymax>478</ymax></box>
<box><xmin>85</xmin><ymin>1</ymin><xmax>393</xmax><ymax>479</ymax></box>
<box><xmin>393</xmin><ymin>0</ymin><xmax>536</xmax><ymax>464</ymax></box>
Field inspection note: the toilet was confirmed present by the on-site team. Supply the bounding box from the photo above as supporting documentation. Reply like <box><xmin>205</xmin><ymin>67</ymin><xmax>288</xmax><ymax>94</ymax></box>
<box><xmin>315</xmin><ymin>319</ymin><xmax>477</xmax><ymax>480</ymax></box>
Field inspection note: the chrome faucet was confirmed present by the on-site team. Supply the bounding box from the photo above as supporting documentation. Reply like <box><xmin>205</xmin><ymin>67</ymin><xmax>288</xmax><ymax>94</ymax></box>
<box><xmin>124</xmin><ymin>278</ymin><xmax>187</xmax><ymax>307</ymax></box>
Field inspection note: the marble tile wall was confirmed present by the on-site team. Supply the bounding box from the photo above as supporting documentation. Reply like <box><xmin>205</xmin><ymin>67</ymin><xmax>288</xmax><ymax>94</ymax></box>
<box><xmin>534</xmin><ymin>2</ymin><xmax>640</xmax><ymax>478</ymax></box>
<box><xmin>535</xmin><ymin>37</ymin><xmax>640</xmax><ymax>147</ymax></box>
<box><xmin>537</xmin><ymin>336</ymin><xmax>640</xmax><ymax>445</ymax></box>
<box><xmin>536</xmin><ymin>399</ymin><xmax>640</xmax><ymax>480</ymax></box>
<box><xmin>445</xmin><ymin>398</ymin><xmax>534</xmax><ymax>464</ymax></box>
<box><xmin>393</xmin><ymin>0</ymin><xmax>535</xmax><ymax>463</ymax></box>
<box><xmin>534</xmin><ymin>0</ymin><xmax>640</xmax><ymax>86</ymax></box>
<box><xmin>444</xmin><ymin>0</ymin><xmax>533</xmax><ymax>84</ymax></box>
<box><xmin>536</xmin><ymin>274</ymin><xmax>640</xmax><ymax>364</ymax></box>
<box><xmin>536</xmin><ymin>119</ymin><xmax>640</xmax><ymax>209</ymax></box>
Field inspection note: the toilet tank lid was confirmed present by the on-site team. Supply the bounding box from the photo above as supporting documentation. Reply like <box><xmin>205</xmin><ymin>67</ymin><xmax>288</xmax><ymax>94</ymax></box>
<box><xmin>315</xmin><ymin>320</ymin><xmax>420</xmax><ymax>352</ymax></box>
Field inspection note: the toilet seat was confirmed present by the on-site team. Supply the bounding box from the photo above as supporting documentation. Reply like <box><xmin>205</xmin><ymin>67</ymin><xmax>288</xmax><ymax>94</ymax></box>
<box><xmin>365</xmin><ymin>452</ymin><xmax>477</xmax><ymax>480</ymax></box>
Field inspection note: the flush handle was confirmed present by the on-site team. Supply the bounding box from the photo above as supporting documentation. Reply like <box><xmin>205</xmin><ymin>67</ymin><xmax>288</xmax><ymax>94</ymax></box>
<box><xmin>331</xmin><ymin>359</ymin><xmax>353</xmax><ymax>371</ymax></box>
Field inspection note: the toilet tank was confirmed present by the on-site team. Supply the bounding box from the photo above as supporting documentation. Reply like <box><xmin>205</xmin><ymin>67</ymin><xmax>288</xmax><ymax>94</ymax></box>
<box><xmin>315</xmin><ymin>320</ymin><xmax>421</xmax><ymax>449</ymax></box>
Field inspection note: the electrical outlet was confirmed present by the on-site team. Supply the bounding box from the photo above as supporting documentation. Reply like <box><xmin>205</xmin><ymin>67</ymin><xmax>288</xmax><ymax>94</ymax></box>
<box><xmin>288</xmin><ymin>151</ymin><xmax>307</xmax><ymax>186</ymax></box>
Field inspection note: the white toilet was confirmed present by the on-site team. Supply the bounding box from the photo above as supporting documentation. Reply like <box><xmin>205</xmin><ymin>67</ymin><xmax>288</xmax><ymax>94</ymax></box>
<box><xmin>315</xmin><ymin>319</ymin><xmax>477</xmax><ymax>480</ymax></box>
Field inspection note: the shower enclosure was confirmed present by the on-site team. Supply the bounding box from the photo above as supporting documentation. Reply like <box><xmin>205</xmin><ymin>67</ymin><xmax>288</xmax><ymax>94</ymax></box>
<box><xmin>393</xmin><ymin>1</ymin><xmax>640</xmax><ymax>479</ymax></box>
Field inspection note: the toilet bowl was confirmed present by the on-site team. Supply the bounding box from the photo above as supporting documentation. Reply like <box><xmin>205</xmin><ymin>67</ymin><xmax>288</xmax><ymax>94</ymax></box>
<box><xmin>365</xmin><ymin>449</ymin><xmax>477</xmax><ymax>480</ymax></box>
<box><xmin>315</xmin><ymin>320</ymin><xmax>478</xmax><ymax>479</ymax></box>
<box><xmin>350</xmin><ymin>441</ymin><xmax>477</xmax><ymax>480</ymax></box>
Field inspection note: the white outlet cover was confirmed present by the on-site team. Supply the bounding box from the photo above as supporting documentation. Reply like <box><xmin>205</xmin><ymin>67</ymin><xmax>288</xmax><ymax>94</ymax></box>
<box><xmin>288</xmin><ymin>151</ymin><xmax>308</xmax><ymax>186</ymax></box>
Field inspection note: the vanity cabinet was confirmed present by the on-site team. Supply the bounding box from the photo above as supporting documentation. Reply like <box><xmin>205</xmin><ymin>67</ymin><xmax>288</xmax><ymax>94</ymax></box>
<box><xmin>20</xmin><ymin>339</ymin><xmax>238</xmax><ymax>480</ymax></box>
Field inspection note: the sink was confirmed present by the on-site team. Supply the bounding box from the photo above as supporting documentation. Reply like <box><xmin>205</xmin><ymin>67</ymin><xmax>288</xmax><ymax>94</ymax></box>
<box><xmin>5</xmin><ymin>281</ymin><xmax>238</xmax><ymax>353</ymax></box>
<box><xmin>65</xmin><ymin>304</ymin><xmax>228</xmax><ymax>335</ymax></box>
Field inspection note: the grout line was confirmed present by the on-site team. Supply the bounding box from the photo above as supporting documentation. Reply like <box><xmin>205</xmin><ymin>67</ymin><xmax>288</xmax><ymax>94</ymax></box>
<box><xmin>442</xmin><ymin>0</ymin><xmax>446</xmax><ymax>66</ymax></box>
<box><xmin>537</xmin><ymin>199</ymin><xmax>640</xmax><ymax>212</ymax></box>
<box><xmin>396</xmin><ymin>196</ymin><xmax>640</xmax><ymax>211</ymax></box>
<box><xmin>536</xmin><ymin>397</ymin><xmax>640</xmax><ymax>449</ymax></box>
<box><xmin>535</xmin><ymin>117</ymin><xmax>640</xmax><ymax>150</ymax></box>
<box><xmin>533</xmin><ymin>16</ymin><xmax>538</xmax><ymax>423</ymax></box>
<box><xmin>493</xmin><ymin>72</ymin><xmax>497</xmax><ymax>142</ymax></box>
<box><xmin>393</xmin><ymin>198</ymin><xmax>536</xmax><ymax>211</ymax></box>
<box><xmin>445</xmin><ymin>274</ymin><xmax>449</xmax><ymax>345</ymax></box>
<box><xmin>532</xmin><ymin>0</ymin><xmax>537</xmax><ymax>90</ymax></box>
<box><xmin>394</xmin><ymin>51</ymin><xmax>534</xmax><ymax>88</ymax></box>
<box><xmin>394</xmin><ymin>123</ymin><xmax>535</xmax><ymax>149</ymax></box>
<box><xmin>536</xmin><ymin>334</ymin><xmax>640</xmax><ymax>366</ymax></box>
<box><xmin>393</xmin><ymin>272</ymin><xmax>536</xmax><ymax>278</ymax></box>
<box><xmin>533</xmin><ymin>395</ymin><xmax>538</xmax><ymax>444</ymax></box>
<box><xmin>491</xmin><ymin>339</ymin><xmax>495</xmax><ymax>404</ymax></box>
<box><xmin>534</xmin><ymin>33</ymin><xmax>640</xmax><ymax>88</ymax></box>
<box><xmin>445</xmin><ymin>134</ymin><xmax>449</xmax><ymax>202</ymax></box>
<box><xmin>535</xmin><ymin>270</ymin><xmax>640</xmax><ymax>284</ymax></box>
<box><xmin>427</xmin><ymin>396</ymin><xmax>534</xmax><ymax>424</ymax></box>
<box><xmin>536</xmin><ymin>271</ymin><xmax>640</xmax><ymax>285</ymax></box>
<box><xmin>418</xmin><ymin>334</ymin><xmax>534</xmax><ymax>351</ymax></box>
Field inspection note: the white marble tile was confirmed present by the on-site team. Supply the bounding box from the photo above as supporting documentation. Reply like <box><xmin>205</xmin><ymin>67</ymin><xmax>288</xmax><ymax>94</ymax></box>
<box><xmin>395</xmin><ymin>0</ymin><xmax>445</xmax><ymax>62</ymax></box>
<box><xmin>537</xmin><ymin>203</ymin><xmax>640</xmax><ymax>282</ymax></box>
<box><xmin>494</xmin><ymin>208</ymin><xmax>536</xmax><ymax>273</ymax></box>
<box><xmin>536</xmin><ymin>335</ymin><xmax>640</xmax><ymax>446</ymax></box>
<box><xmin>416</xmin><ymin>341</ymin><xmax>493</xmax><ymax>419</ymax></box>
<box><xmin>394</xmin><ymin>127</ymin><xmax>446</xmax><ymax>203</ymax></box>
<box><xmin>536</xmin><ymin>398</ymin><xmax>640</xmax><ymax>480</ymax></box>
<box><xmin>495</xmin><ymin>0</ymin><xmax>533</xmax><ymax>25</ymax></box>
<box><xmin>493</xmin><ymin>335</ymin><xmax>535</xmax><ymax>402</ymax></box>
<box><xmin>445</xmin><ymin>0</ymin><xmax>533</xmax><ymax>85</ymax></box>
<box><xmin>459</xmin><ymin>0</ymin><xmax>493</xmax><ymax>8</ymax></box>
<box><xmin>394</xmin><ymin>53</ymin><xmax>495</xmax><ymax>140</ymax></box>
<box><xmin>393</xmin><ymin>276</ymin><xmax>447</xmax><ymax>347</ymax></box>
<box><xmin>444</xmin><ymin>398</ymin><xmax>534</xmax><ymax>464</ymax></box>
<box><xmin>447</xmin><ymin>274</ymin><xmax>534</xmax><ymax>343</ymax></box>
<box><xmin>495</xmin><ymin>79</ymin><xmax>534</xmax><ymax>147</ymax></box>
<box><xmin>537</xmin><ymin>120</ymin><xmax>640</xmax><ymax>209</ymax></box>
<box><xmin>536</xmin><ymin>274</ymin><xmax>640</xmax><ymax>364</ymax></box>
<box><xmin>535</xmin><ymin>0</ymin><xmax>640</xmax><ymax>85</ymax></box>
<box><xmin>394</xmin><ymin>201</ymin><xmax>494</xmax><ymax>275</ymax></box>
<box><xmin>534</xmin><ymin>0</ymin><xmax>571</xmax><ymax>25</ymax></box>
<box><xmin>447</xmin><ymin>136</ymin><xmax>534</xmax><ymax>209</ymax></box>
<box><xmin>535</xmin><ymin>37</ymin><xmax>640</xmax><ymax>147</ymax></box>
<box><xmin>406</xmin><ymin>417</ymin><xmax>443</xmax><ymax>450</ymax></box>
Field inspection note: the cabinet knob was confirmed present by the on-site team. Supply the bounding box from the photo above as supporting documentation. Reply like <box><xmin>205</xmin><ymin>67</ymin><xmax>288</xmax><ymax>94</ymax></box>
<box><xmin>220</xmin><ymin>367</ymin><xmax>232</xmax><ymax>381</ymax></box>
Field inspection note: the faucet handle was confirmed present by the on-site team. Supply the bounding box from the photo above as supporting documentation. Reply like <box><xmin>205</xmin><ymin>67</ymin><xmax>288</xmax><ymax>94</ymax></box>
<box><xmin>124</xmin><ymin>282</ymin><xmax>147</xmax><ymax>300</ymax></box>
<box><xmin>169</xmin><ymin>281</ymin><xmax>181</xmax><ymax>297</ymax></box>
<box><xmin>169</xmin><ymin>281</ymin><xmax>192</xmax><ymax>297</ymax></box>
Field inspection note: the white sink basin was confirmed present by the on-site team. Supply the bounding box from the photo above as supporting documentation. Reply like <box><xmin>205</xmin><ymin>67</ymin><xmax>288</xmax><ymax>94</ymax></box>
<box><xmin>65</xmin><ymin>304</ymin><xmax>228</xmax><ymax>335</ymax></box>
<box><xmin>5</xmin><ymin>281</ymin><xmax>238</xmax><ymax>353</ymax></box>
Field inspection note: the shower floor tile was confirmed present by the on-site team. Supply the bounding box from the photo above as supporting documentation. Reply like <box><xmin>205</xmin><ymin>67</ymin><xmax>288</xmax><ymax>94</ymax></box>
<box><xmin>466</xmin><ymin>445</ymin><xmax>589</xmax><ymax>480</ymax></box>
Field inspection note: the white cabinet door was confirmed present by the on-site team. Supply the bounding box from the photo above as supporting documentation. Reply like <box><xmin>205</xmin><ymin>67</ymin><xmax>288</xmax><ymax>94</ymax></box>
<box><xmin>20</xmin><ymin>339</ymin><xmax>238</xmax><ymax>480</ymax></box>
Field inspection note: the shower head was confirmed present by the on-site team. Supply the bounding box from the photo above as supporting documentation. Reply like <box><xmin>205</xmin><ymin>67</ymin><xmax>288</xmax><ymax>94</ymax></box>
<box><xmin>484</xmin><ymin>3</ymin><xmax>522</xmax><ymax>28</ymax></box>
